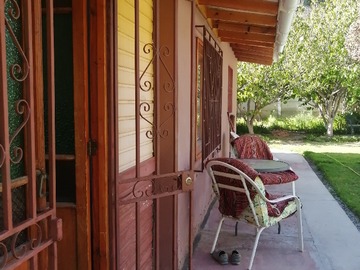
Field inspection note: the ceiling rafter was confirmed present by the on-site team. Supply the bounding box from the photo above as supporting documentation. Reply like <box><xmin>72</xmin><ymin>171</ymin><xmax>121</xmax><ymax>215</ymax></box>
<box><xmin>206</xmin><ymin>7</ymin><xmax>277</xmax><ymax>27</ymax></box>
<box><xmin>217</xmin><ymin>22</ymin><xmax>276</xmax><ymax>36</ymax></box>
<box><xmin>197</xmin><ymin>0</ymin><xmax>282</xmax><ymax>65</ymax></box>
<box><xmin>197</xmin><ymin>0</ymin><xmax>278</xmax><ymax>15</ymax></box>
<box><xmin>218</xmin><ymin>29</ymin><xmax>276</xmax><ymax>43</ymax></box>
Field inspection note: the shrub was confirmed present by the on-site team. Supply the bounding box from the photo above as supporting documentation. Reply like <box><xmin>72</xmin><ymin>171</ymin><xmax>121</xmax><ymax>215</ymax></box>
<box><xmin>236</xmin><ymin>112</ymin><xmax>355</xmax><ymax>135</ymax></box>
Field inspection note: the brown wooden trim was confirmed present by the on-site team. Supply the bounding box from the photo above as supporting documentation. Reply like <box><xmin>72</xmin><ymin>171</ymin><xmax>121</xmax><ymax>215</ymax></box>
<box><xmin>197</xmin><ymin>0</ymin><xmax>278</xmax><ymax>15</ymax></box>
<box><xmin>89</xmin><ymin>0</ymin><xmax>110</xmax><ymax>268</ymax></box>
<box><xmin>32</xmin><ymin>0</ymin><xmax>46</xmax><ymax>173</ymax></box>
<box><xmin>206</xmin><ymin>7</ymin><xmax>277</xmax><ymax>27</ymax></box>
<box><xmin>72</xmin><ymin>1</ymin><xmax>91</xmax><ymax>269</ymax></box>
<box><xmin>0</xmin><ymin>176</ymin><xmax>28</xmax><ymax>192</ymax></box>
<box><xmin>217</xmin><ymin>21</ymin><xmax>276</xmax><ymax>35</ymax></box>
<box><xmin>107</xmin><ymin>0</ymin><xmax>116</xmax><ymax>268</ymax></box>
<box><xmin>45</xmin><ymin>154</ymin><xmax>75</xmax><ymax>160</ymax></box>
<box><xmin>29</xmin><ymin>1</ymin><xmax>48</xmax><ymax>268</ymax></box>
<box><xmin>117</xmin><ymin>157</ymin><xmax>155</xmax><ymax>180</ymax></box>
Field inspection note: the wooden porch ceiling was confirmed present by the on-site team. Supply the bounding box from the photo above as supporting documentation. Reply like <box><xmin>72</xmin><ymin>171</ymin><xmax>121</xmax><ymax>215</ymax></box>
<box><xmin>197</xmin><ymin>0</ymin><xmax>281</xmax><ymax>65</ymax></box>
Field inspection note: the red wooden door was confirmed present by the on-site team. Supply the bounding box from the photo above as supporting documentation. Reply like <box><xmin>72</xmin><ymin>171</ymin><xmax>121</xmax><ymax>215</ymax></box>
<box><xmin>0</xmin><ymin>1</ymin><xmax>62</xmax><ymax>269</ymax></box>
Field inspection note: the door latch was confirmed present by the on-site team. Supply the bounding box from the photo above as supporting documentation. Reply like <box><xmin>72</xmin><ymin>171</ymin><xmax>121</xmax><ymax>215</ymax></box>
<box><xmin>36</xmin><ymin>170</ymin><xmax>48</xmax><ymax>198</ymax></box>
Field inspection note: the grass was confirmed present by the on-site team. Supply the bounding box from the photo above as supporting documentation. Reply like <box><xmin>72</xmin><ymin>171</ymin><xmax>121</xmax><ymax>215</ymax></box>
<box><xmin>303</xmin><ymin>152</ymin><xmax>360</xmax><ymax>219</ymax></box>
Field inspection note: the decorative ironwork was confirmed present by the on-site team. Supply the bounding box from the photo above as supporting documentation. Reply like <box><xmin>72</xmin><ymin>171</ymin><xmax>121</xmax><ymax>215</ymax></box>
<box><xmin>0</xmin><ymin>223</ymin><xmax>42</xmax><ymax>269</ymax></box>
<box><xmin>140</xmin><ymin>102</ymin><xmax>174</xmax><ymax>140</ymax></box>
<box><xmin>158</xmin><ymin>45</ymin><xmax>174</xmax><ymax>93</ymax></box>
<box><xmin>4</xmin><ymin>0</ymin><xmax>30</xmax><ymax>82</ymax></box>
<box><xmin>139</xmin><ymin>43</ymin><xmax>176</xmax><ymax>140</ymax></box>
<box><xmin>12</xmin><ymin>223</ymin><xmax>42</xmax><ymax>259</ymax></box>
<box><xmin>0</xmin><ymin>242</ymin><xmax>8</xmax><ymax>269</ymax></box>
<box><xmin>118</xmin><ymin>173</ymin><xmax>182</xmax><ymax>204</ymax></box>
<box><xmin>139</xmin><ymin>43</ymin><xmax>154</xmax><ymax>92</ymax></box>
<box><xmin>9</xmin><ymin>100</ymin><xmax>30</xmax><ymax>164</ymax></box>
<box><xmin>198</xmin><ymin>25</ymin><xmax>223</xmax><ymax>161</ymax></box>
<box><xmin>0</xmin><ymin>145</ymin><xmax>5</xmax><ymax>168</ymax></box>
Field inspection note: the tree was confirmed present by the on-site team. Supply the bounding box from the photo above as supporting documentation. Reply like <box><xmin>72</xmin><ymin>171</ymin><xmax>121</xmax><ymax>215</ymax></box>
<box><xmin>345</xmin><ymin>6</ymin><xmax>360</xmax><ymax>113</ymax></box>
<box><xmin>237</xmin><ymin>59</ymin><xmax>292</xmax><ymax>134</ymax></box>
<box><xmin>284</xmin><ymin>0</ymin><xmax>360</xmax><ymax>136</ymax></box>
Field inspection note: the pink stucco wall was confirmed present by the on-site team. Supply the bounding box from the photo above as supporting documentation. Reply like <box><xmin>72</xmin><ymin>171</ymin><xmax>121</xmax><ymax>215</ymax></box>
<box><xmin>176</xmin><ymin>0</ymin><xmax>238</xmax><ymax>267</ymax></box>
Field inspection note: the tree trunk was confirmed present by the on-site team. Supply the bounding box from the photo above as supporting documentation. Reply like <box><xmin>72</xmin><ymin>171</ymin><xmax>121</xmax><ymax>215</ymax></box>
<box><xmin>247</xmin><ymin>118</ymin><xmax>254</xmax><ymax>134</ymax></box>
<box><xmin>326</xmin><ymin>118</ymin><xmax>334</xmax><ymax>137</ymax></box>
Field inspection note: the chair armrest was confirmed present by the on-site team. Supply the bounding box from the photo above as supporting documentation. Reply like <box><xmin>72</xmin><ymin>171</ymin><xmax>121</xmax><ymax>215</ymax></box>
<box><xmin>265</xmin><ymin>194</ymin><xmax>299</xmax><ymax>204</ymax></box>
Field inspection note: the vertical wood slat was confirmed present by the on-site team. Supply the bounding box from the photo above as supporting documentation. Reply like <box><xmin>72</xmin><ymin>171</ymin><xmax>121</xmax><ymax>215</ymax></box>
<box><xmin>32</xmin><ymin>0</ymin><xmax>47</xmax><ymax>218</ymax></box>
<box><xmin>46</xmin><ymin>0</ymin><xmax>56</xmax><ymax>211</ymax></box>
<box><xmin>154</xmin><ymin>0</ymin><xmax>160</xmax><ymax>267</ymax></box>
<box><xmin>89</xmin><ymin>0</ymin><xmax>109</xmax><ymax>268</ymax></box>
<box><xmin>110</xmin><ymin>0</ymin><xmax>118</xmax><ymax>268</ymax></box>
<box><xmin>0</xmin><ymin>1</ymin><xmax>12</xmax><ymax>231</ymax></box>
<box><xmin>72</xmin><ymin>0</ymin><xmax>92</xmax><ymax>269</ymax></box>
<box><xmin>22</xmin><ymin>0</ymin><xmax>36</xmax><ymax>224</ymax></box>
<box><xmin>45</xmin><ymin>0</ymin><xmax>57</xmax><ymax>269</ymax></box>
<box><xmin>134</xmin><ymin>0</ymin><xmax>141</xmax><ymax>269</ymax></box>
<box><xmin>22</xmin><ymin>0</ymin><xmax>39</xmax><ymax>268</ymax></box>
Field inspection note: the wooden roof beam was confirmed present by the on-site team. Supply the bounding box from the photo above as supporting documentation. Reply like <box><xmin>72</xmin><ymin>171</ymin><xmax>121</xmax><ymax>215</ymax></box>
<box><xmin>218</xmin><ymin>29</ymin><xmax>276</xmax><ymax>43</ymax></box>
<box><xmin>198</xmin><ymin>0</ymin><xmax>279</xmax><ymax>15</ymax></box>
<box><xmin>217</xmin><ymin>21</ymin><xmax>276</xmax><ymax>36</ymax></box>
<box><xmin>231</xmin><ymin>43</ymin><xmax>274</xmax><ymax>53</ymax></box>
<box><xmin>231</xmin><ymin>47</ymin><xmax>273</xmax><ymax>58</ymax></box>
<box><xmin>206</xmin><ymin>7</ymin><xmax>277</xmax><ymax>27</ymax></box>
<box><xmin>221</xmin><ymin>37</ymin><xmax>274</xmax><ymax>48</ymax></box>
<box><xmin>236</xmin><ymin>54</ymin><xmax>273</xmax><ymax>65</ymax></box>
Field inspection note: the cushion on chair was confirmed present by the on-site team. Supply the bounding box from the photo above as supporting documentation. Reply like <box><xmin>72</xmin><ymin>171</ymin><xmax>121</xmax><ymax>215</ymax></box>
<box><xmin>259</xmin><ymin>170</ymin><xmax>299</xmax><ymax>185</ymax></box>
<box><xmin>207</xmin><ymin>158</ymin><xmax>297</xmax><ymax>224</ymax></box>
<box><xmin>239</xmin><ymin>177</ymin><xmax>297</xmax><ymax>227</ymax></box>
<box><xmin>207</xmin><ymin>158</ymin><xmax>260</xmax><ymax>218</ymax></box>
<box><xmin>231</xmin><ymin>134</ymin><xmax>273</xmax><ymax>160</ymax></box>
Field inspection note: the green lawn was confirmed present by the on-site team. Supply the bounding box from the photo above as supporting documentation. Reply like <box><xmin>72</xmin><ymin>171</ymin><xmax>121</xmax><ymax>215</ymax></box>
<box><xmin>303</xmin><ymin>151</ymin><xmax>360</xmax><ymax>219</ymax></box>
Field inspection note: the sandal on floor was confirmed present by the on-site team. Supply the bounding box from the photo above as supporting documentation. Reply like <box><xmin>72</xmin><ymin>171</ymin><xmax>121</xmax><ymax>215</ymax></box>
<box><xmin>230</xmin><ymin>249</ymin><xmax>241</xmax><ymax>265</ymax></box>
<box><xmin>211</xmin><ymin>250</ymin><xmax>228</xmax><ymax>265</ymax></box>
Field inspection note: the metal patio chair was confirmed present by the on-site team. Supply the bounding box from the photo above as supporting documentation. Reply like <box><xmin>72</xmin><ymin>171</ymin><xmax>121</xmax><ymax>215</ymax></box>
<box><xmin>206</xmin><ymin>158</ymin><xmax>304</xmax><ymax>270</ymax></box>
<box><xmin>231</xmin><ymin>134</ymin><xmax>297</xmax><ymax>195</ymax></box>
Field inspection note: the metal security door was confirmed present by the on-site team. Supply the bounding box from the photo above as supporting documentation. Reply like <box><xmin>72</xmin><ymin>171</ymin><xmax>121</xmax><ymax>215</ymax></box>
<box><xmin>0</xmin><ymin>1</ymin><xmax>62</xmax><ymax>269</ymax></box>
<box><xmin>114</xmin><ymin>0</ymin><xmax>195</xmax><ymax>269</ymax></box>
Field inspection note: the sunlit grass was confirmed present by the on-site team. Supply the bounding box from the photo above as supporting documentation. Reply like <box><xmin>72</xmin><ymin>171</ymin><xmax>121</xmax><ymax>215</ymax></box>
<box><xmin>303</xmin><ymin>152</ymin><xmax>360</xmax><ymax>219</ymax></box>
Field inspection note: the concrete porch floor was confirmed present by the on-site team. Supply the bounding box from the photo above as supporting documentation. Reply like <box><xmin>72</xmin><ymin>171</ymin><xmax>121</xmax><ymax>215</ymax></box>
<box><xmin>192</xmin><ymin>151</ymin><xmax>360</xmax><ymax>270</ymax></box>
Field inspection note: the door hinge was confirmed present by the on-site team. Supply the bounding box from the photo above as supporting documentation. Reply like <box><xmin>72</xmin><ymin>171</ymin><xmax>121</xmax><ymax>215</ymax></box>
<box><xmin>87</xmin><ymin>139</ymin><xmax>98</xmax><ymax>156</ymax></box>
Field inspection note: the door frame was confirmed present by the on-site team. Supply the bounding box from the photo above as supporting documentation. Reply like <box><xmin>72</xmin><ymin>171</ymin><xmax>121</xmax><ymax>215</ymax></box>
<box><xmin>88</xmin><ymin>0</ymin><xmax>111</xmax><ymax>269</ymax></box>
<box><xmin>72</xmin><ymin>1</ymin><xmax>92</xmax><ymax>269</ymax></box>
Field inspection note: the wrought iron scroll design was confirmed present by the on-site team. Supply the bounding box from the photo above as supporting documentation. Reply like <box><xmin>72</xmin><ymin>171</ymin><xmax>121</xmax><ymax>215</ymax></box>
<box><xmin>4</xmin><ymin>0</ymin><xmax>30</xmax><ymax>82</ymax></box>
<box><xmin>4</xmin><ymin>1</ymin><xmax>30</xmax><ymax>165</ymax></box>
<box><xmin>139</xmin><ymin>43</ymin><xmax>175</xmax><ymax>140</ymax></box>
<box><xmin>9</xmin><ymin>100</ymin><xmax>30</xmax><ymax>164</ymax></box>
<box><xmin>0</xmin><ymin>223</ymin><xmax>42</xmax><ymax>269</ymax></box>
<box><xmin>118</xmin><ymin>173</ymin><xmax>181</xmax><ymax>204</ymax></box>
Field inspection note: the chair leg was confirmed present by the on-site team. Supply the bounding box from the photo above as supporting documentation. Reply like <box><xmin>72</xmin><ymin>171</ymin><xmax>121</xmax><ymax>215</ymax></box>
<box><xmin>248</xmin><ymin>227</ymin><xmax>265</xmax><ymax>270</ymax></box>
<box><xmin>235</xmin><ymin>221</ymin><xmax>238</xmax><ymax>236</ymax></box>
<box><xmin>296</xmin><ymin>198</ymin><xmax>304</xmax><ymax>252</ymax></box>
<box><xmin>277</xmin><ymin>222</ymin><xmax>281</xmax><ymax>234</ymax></box>
<box><xmin>211</xmin><ymin>217</ymin><xmax>225</xmax><ymax>254</ymax></box>
<box><xmin>292</xmin><ymin>181</ymin><xmax>296</xmax><ymax>196</ymax></box>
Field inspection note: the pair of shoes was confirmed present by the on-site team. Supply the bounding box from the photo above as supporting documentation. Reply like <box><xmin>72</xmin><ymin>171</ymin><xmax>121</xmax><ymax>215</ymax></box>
<box><xmin>230</xmin><ymin>249</ymin><xmax>241</xmax><ymax>265</ymax></box>
<box><xmin>211</xmin><ymin>250</ymin><xmax>228</xmax><ymax>265</ymax></box>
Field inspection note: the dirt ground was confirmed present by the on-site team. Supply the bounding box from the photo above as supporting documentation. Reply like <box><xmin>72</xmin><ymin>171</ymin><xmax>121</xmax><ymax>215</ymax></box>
<box><xmin>266</xmin><ymin>130</ymin><xmax>360</xmax><ymax>154</ymax></box>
